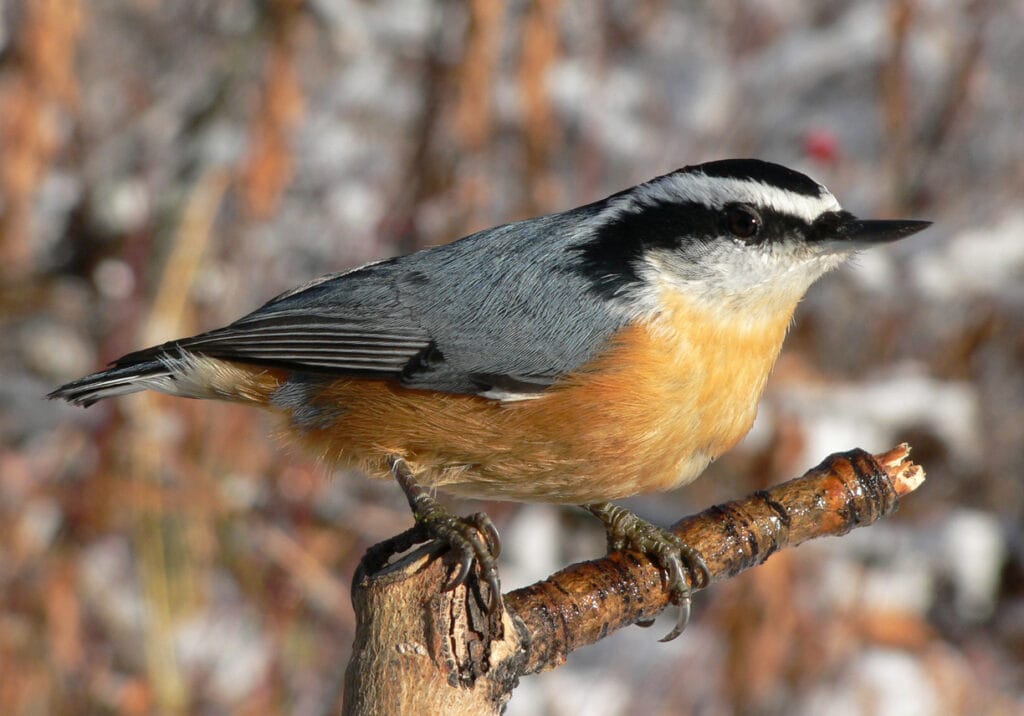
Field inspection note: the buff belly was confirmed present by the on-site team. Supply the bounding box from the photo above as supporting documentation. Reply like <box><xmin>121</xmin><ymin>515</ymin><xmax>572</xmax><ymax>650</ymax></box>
<box><xmin>266</xmin><ymin>292</ymin><xmax>795</xmax><ymax>504</ymax></box>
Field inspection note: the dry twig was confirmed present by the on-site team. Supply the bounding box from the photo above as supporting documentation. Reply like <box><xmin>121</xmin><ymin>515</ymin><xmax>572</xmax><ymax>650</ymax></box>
<box><xmin>340</xmin><ymin>444</ymin><xmax>925</xmax><ymax>715</ymax></box>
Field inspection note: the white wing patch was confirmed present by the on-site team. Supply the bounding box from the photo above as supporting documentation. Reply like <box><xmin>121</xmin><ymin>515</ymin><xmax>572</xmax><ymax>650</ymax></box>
<box><xmin>479</xmin><ymin>387</ymin><xmax>546</xmax><ymax>402</ymax></box>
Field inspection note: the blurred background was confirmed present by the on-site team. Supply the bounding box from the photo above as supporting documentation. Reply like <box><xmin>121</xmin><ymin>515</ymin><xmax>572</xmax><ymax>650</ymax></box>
<box><xmin>2</xmin><ymin>0</ymin><xmax>1022</xmax><ymax>713</ymax></box>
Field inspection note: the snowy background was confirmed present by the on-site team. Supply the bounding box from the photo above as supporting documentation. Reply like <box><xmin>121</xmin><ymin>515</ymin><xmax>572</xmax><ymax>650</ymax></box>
<box><xmin>2</xmin><ymin>0</ymin><xmax>1022</xmax><ymax>713</ymax></box>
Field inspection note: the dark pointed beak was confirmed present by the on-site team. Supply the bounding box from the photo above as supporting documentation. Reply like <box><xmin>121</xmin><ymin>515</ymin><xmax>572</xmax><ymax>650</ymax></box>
<box><xmin>841</xmin><ymin>218</ymin><xmax>932</xmax><ymax>244</ymax></box>
<box><xmin>815</xmin><ymin>212</ymin><xmax>931</xmax><ymax>250</ymax></box>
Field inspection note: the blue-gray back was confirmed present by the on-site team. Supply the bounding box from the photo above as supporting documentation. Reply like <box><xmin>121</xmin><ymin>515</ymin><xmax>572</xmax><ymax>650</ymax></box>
<box><xmin>115</xmin><ymin>200</ymin><xmax>629</xmax><ymax>397</ymax></box>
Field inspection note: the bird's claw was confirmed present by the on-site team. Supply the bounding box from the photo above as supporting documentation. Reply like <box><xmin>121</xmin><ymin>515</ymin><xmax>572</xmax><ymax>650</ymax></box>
<box><xmin>390</xmin><ymin>458</ymin><xmax>504</xmax><ymax>617</ymax></box>
<box><xmin>430</xmin><ymin>511</ymin><xmax>504</xmax><ymax>613</ymax></box>
<box><xmin>584</xmin><ymin>502</ymin><xmax>710</xmax><ymax>641</ymax></box>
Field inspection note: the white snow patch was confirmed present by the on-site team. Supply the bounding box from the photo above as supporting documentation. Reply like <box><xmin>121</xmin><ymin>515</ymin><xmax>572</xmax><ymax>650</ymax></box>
<box><xmin>799</xmin><ymin>648</ymin><xmax>941</xmax><ymax>716</ymax></box>
<box><xmin>500</xmin><ymin>504</ymin><xmax>563</xmax><ymax>591</ymax></box>
<box><xmin>911</xmin><ymin>211</ymin><xmax>1024</xmax><ymax>300</ymax></box>
<box><xmin>939</xmin><ymin>509</ymin><xmax>1006</xmax><ymax>621</ymax></box>
<box><xmin>772</xmin><ymin>362</ymin><xmax>981</xmax><ymax>470</ymax></box>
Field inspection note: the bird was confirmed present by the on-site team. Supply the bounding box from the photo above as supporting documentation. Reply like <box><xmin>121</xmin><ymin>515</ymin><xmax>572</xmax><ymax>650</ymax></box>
<box><xmin>50</xmin><ymin>158</ymin><xmax>930</xmax><ymax>639</ymax></box>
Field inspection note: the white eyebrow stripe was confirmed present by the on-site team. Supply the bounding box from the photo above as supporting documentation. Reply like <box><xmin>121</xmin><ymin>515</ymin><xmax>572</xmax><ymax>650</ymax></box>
<box><xmin>604</xmin><ymin>172</ymin><xmax>842</xmax><ymax>224</ymax></box>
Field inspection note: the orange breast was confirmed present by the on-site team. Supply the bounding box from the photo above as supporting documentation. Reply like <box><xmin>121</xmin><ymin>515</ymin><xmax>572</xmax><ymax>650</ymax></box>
<box><xmin>273</xmin><ymin>287</ymin><xmax>797</xmax><ymax>504</ymax></box>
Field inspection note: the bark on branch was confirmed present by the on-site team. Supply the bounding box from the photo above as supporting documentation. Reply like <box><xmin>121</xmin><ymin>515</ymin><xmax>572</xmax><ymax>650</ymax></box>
<box><xmin>340</xmin><ymin>445</ymin><xmax>925</xmax><ymax>715</ymax></box>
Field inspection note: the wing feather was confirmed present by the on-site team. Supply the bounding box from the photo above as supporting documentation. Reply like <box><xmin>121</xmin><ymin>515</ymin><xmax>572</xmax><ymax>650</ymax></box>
<box><xmin>114</xmin><ymin>311</ymin><xmax>433</xmax><ymax>377</ymax></box>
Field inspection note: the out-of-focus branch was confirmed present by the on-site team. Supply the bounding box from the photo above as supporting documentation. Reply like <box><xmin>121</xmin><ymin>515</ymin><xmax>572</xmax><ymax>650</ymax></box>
<box><xmin>0</xmin><ymin>0</ymin><xmax>83</xmax><ymax>281</ymax></box>
<box><xmin>340</xmin><ymin>445</ymin><xmax>925</xmax><ymax>715</ymax></box>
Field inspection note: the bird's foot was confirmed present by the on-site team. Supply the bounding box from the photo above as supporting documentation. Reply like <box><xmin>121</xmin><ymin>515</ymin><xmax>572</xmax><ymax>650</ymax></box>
<box><xmin>389</xmin><ymin>457</ymin><xmax>504</xmax><ymax>628</ymax></box>
<box><xmin>583</xmin><ymin>502</ymin><xmax>710</xmax><ymax>642</ymax></box>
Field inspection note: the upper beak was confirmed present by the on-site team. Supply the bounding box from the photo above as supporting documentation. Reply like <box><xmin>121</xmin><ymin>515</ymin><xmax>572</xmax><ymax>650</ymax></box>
<box><xmin>840</xmin><ymin>218</ymin><xmax>932</xmax><ymax>245</ymax></box>
<box><xmin>819</xmin><ymin>213</ymin><xmax>933</xmax><ymax>251</ymax></box>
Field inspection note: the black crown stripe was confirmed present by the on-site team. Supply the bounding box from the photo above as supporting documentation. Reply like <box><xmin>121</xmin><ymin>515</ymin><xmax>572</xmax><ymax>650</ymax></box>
<box><xmin>681</xmin><ymin>159</ymin><xmax>824</xmax><ymax>198</ymax></box>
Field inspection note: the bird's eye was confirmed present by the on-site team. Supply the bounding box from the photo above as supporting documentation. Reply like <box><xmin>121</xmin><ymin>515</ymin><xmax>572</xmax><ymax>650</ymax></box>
<box><xmin>724</xmin><ymin>206</ymin><xmax>761</xmax><ymax>240</ymax></box>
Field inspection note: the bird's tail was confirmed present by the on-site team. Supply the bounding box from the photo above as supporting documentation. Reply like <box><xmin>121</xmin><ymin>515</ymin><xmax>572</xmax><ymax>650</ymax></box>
<box><xmin>48</xmin><ymin>360</ymin><xmax>172</xmax><ymax>407</ymax></box>
<box><xmin>49</xmin><ymin>350</ymin><xmax>282</xmax><ymax>408</ymax></box>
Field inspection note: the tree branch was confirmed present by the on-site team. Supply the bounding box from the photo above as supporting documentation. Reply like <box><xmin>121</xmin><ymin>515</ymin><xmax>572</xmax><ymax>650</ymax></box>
<box><xmin>340</xmin><ymin>445</ymin><xmax>925</xmax><ymax>715</ymax></box>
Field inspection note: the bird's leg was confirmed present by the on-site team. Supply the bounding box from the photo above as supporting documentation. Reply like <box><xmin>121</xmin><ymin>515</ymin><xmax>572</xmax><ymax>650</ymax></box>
<box><xmin>389</xmin><ymin>456</ymin><xmax>504</xmax><ymax>620</ymax></box>
<box><xmin>583</xmin><ymin>502</ymin><xmax>710</xmax><ymax>642</ymax></box>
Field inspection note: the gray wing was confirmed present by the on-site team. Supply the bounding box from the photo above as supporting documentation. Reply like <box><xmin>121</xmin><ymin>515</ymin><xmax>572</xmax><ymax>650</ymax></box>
<box><xmin>116</xmin><ymin>202</ymin><xmax>628</xmax><ymax>397</ymax></box>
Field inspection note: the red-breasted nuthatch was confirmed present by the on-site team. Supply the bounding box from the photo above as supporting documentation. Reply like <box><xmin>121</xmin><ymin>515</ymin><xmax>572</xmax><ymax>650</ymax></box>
<box><xmin>51</xmin><ymin>159</ymin><xmax>930</xmax><ymax>638</ymax></box>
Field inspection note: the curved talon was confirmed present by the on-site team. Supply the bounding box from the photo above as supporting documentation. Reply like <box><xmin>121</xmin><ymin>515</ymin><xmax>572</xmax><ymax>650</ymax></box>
<box><xmin>660</xmin><ymin>551</ymin><xmax>686</xmax><ymax>594</ymax></box>
<box><xmin>691</xmin><ymin>553</ymin><xmax>711</xmax><ymax>589</ymax></box>
<box><xmin>468</xmin><ymin>521</ymin><xmax>503</xmax><ymax>611</ymax></box>
<box><xmin>584</xmin><ymin>501</ymin><xmax>707</xmax><ymax>641</ymax></box>
<box><xmin>428</xmin><ymin>515</ymin><xmax>498</xmax><ymax>596</ymax></box>
<box><xmin>475</xmin><ymin>513</ymin><xmax>503</xmax><ymax>559</ymax></box>
<box><xmin>634</xmin><ymin>616</ymin><xmax>656</xmax><ymax>628</ymax></box>
<box><xmin>390</xmin><ymin>456</ymin><xmax>504</xmax><ymax>620</ymax></box>
<box><xmin>656</xmin><ymin>548</ymin><xmax>696</xmax><ymax>641</ymax></box>
<box><xmin>483</xmin><ymin>566</ymin><xmax>504</xmax><ymax>612</ymax></box>
<box><xmin>660</xmin><ymin>591</ymin><xmax>691</xmax><ymax>643</ymax></box>
<box><xmin>443</xmin><ymin>548</ymin><xmax>477</xmax><ymax>592</ymax></box>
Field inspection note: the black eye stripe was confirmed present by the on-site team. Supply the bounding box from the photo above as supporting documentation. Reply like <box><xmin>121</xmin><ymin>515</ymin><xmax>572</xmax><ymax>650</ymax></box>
<box><xmin>743</xmin><ymin>207</ymin><xmax>818</xmax><ymax>239</ymax></box>
<box><xmin>572</xmin><ymin>200</ymin><xmax>821</xmax><ymax>298</ymax></box>
<box><xmin>573</xmin><ymin>200</ymin><xmax>719</xmax><ymax>297</ymax></box>
<box><xmin>808</xmin><ymin>210</ymin><xmax>856</xmax><ymax>241</ymax></box>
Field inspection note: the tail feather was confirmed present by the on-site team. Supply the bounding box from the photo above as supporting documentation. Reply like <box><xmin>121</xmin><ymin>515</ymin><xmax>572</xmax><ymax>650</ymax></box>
<box><xmin>48</xmin><ymin>360</ymin><xmax>171</xmax><ymax>407</ymax></box>
<box><xmin>49</xmin><ymin>350</ymin><xmax>284</xmax><ymax>408</ymax></box>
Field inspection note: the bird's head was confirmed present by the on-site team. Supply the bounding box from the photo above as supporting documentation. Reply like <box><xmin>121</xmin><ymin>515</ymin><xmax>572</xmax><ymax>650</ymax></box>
<box><xmin>577</xmin><ymin>158</ymin><xmax>930</xmax><ymax>320</ymax></box>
